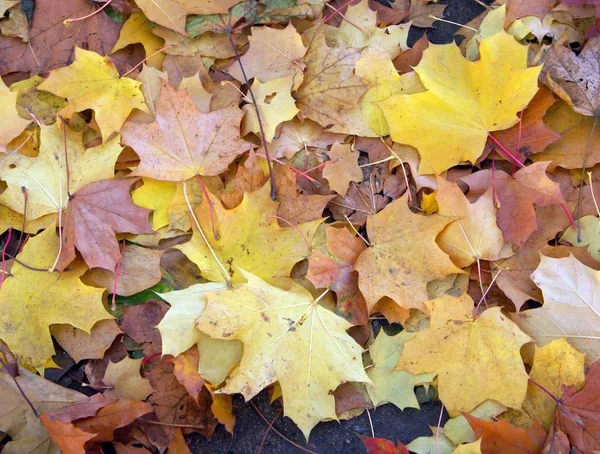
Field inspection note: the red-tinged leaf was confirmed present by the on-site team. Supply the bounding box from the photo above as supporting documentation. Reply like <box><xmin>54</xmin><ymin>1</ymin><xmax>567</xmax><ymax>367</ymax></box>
<box><xmin>40</xmin><ymin>414</ymin><xmax>96</xmax><ymax>454</ymax></box>
<box><xmin>506</xmin><ymin>0</ymin><xmax>559</xmax><ymax>24</ymax></box>
<box><xmin>464</xmin><ymin>414</ymin><xmax>547</xmax><ymax>454</ymax></box>
<box><xmin>553</xmin><ymin>361</ymin><xmax>600</xmax><ymax>451</ymax></box>
<box><xmin>461</xmin><ymin>162</ymin><xmax>566</xmax><ymax>247</ymax></box>
<box><xmin>56</xmin><ymin>178</ymin><xmax>153</xmax><ymax>271</ymax></box>
<box><xmin>74</xmin><ymin>400</ymin><xmax>153</xmax><ymax>443</ymax></box>
<box><xmin>358</xmin><ymin>434</ymin><xmax>409</xmax><ymax>454</ymax></box>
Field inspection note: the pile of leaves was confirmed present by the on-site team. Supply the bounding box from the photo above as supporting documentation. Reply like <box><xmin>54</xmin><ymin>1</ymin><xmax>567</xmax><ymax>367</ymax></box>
<box><xmin>1</xmin><ymin>0</ymin><xmax>600</xmax><ymax>452</ymax></box>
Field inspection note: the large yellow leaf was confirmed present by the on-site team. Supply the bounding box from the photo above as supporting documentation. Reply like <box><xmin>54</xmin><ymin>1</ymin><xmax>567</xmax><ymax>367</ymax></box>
<box><xmin>196</xmin><ymin>271</ymin><xmax>370</xmax><ymax>439</ymax></box>
<box><xmin>354</xmin><ymin>194</ymin><xmax>464</xmax><ymax>312</ymax></box>
<box><xmin>177</xmin><ymin>183</ymin><xmax>321</xmax><ymax>287</ymax></box>
<box><xmin>0</xmin><ymin>226</ymin><xmax>111</xmax><ymax>370</ymax></box>
<box><xmin>379</xmin><ymin>31</ymin><xmax>540</xmax><ymax>174</ymax></box>
<box><xmin>37</xmin><ymin>47</ymin><xmax>149</xmax><ymax>141</ymax></box>
<box><xmin>0</xmin><ymin>123</ymin><xmax>122</xmax><ymax>220</ymax></box>
<box><xmin>513</xmin><ymin>254</ymin><xmax>600</xmax><ymax>365</ymax></box>
<box><xmin>396</xmin><ymin>293</ymin><xmax>532</xmax><ymax>416</ymax></box>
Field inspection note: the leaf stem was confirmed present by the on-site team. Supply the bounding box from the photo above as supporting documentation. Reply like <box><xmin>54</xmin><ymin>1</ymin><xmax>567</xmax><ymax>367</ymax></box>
<box><xmin>0</xmin><ymin>359</ymin><xmax>39</xmax><ymax>417</ymax></box>
<box><xmin>528</xmin><ymin>378</ymin><xmax>559</xmax><ymax>403</ymax></box>
<box><xmin>487</xmin><ymin>134</ymin><xmax>525</xmax><ymax>169</ymax></box>
<box><xmin>63</xmin><ymin>0</ymin><xmax>113</xmax><ymax>25</ymax></box>
<box><xmin>226</xmin><ymin>30</ymin><xmax>277</xmax><ymax>201</ymax></box>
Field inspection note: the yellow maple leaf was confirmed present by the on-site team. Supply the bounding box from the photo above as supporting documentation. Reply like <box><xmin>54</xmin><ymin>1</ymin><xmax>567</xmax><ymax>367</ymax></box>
<box><xmin>242</xmin><ymin>76</ymin><xmax>299</xmax><ymax>142</ymax></box>
<box><xmin>197</xmin><ymin>270</ymin><xmax>370</xmax><ymax>439</ymax></box>
<box><xmin>110</xmin><ymin>12</ymin><xmax>165</xmax><ymax>68</ymax></box>
<box><xmin>103</xmin><ymin>357</ymin><xmax>154</xmax><ymax>401</ymax></box>
<box><xmin>322</xmin><ymin>142</ymin><xmax>362</xmax><ymax>197</ymax></box>
<box><xmin>435</xmin><ymin>176</ymin><xmax>505</xmax><ymax>268</ymax></box>
<box><xmin>177</xmin><ymin>183</ymin><xmax>321</xmax><ymax>287</ymax></box>
<box><xmin>0</xmin><ymin>226</ymin><xmax>111</xmax><ymax>371</ymax></box>
<box><xmin>0</xmin><ymin>123</ymin><xmax>122</xmax><ymax>220</ymax></box>
<box><xmin>396</xmin><ymin>293</ymin><xmax>532</xmax><ymax>416</ymax></box>
<box><xmin>38</xmin><ymin>47</ymin><xmax>149</xmax><ymax>141</ymax></box>
<box><xmin>379</xmin><ymin>31</ymin><xmax>540</xmax><ymax>174</ymax></box>
<box><xmin>0</xmin><ymin>77</ymin><xmax>31</xmax><ymax>152</ymax></box>
<box><xmin>354</xmin><ymin>194</ymin><xmax>464</xmax><ymax>312</ymax></box>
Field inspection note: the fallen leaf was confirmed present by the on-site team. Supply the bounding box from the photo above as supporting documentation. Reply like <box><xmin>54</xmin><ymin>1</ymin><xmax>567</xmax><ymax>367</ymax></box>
<box><xmin>85</xmin><ymin>245</ymin><xmax>163</xmax><ymax>296</ymax></box>
<box><xmin>323</xmin><ymin>142</ymin><xmax>363</xmax><ymax>197</ymax></box>
<box><xmin>122</xmin><ymin>81</ymin><xmax>250</xmax><ymax>181</ymax></box>
<box><xmin>379</xmin><ymin>31</ymin><xmax>540</xmax><ymax>174</ymax></box>
<box><xmin>227</xmin><ymin>22</ymin><xmax>306</xmax><ymax>86</ymax></box>
<box><xmin>177</xmin><ymin>183</ymin><xmax>321</xmax><ymax>286</ymax></box>
<box><xmin>0</xmin><ymin>225</ymin><xmax>111</xmax><ymax>370</ymax></box>
<box><xmin>366</xmin><ymin>331</ymin><xmax>435</xmax><ymax>410</ymax></box>
<box><xmin>435</xmin><ymin>176</ymin><xmax>504</xmax><ymax>268</ymax></box>
<box><xmin>51</xmin><ymin>319</ymin><xmax>122</xmax><ymax>363</ymax></box>
<box><xmin>10</xmin><ymin>75</ymin><xmax>68</xmax><ymax>126</ymax></box>
<box><xmin>0</xmin><ymin>77</ymin><xmax>30</xmax><ymax>152</ymax></box>
<box><xmin>460</xmin><ymin>162</ymin><xmax>566</xmax><ymax>247</ymax></box>
<box><xmin>0</xmin><ymin>367</ymin><xmax>87</xmax><ymax>453</ymax></box>
<box><xmin>0</xmin><ymin>123</ymin><xmax>122</xmax><ymax>220</ymax></box>
<box><xmin>295</xmin><ymin>27</ymin><xmax>368</xmax><ymax>129</ymax></box>
<box><xmin>540</xmin><ymin>37</ymin><xmax>600</xmax><ymax>116</ymax></box>
<box><xmin>56</xmin><ymin>178</ymin><xmax>153</xmax><ymax>271</ymax></box>
<box><xmin>358</xmin><ymin>434</ymin><xmax>409</xmax><ymax>454</ymax></box>
<box><xmin>512</xmin><ymin>254</ymin><xmax>600</xmax><ymax>365</ymax></box>
<box><xmin>506</xmin><ymin>0</ymin><xmax>559</xmax><ymax>23</ymax></box>
<box><xmin>103</xmin><ymin>357</ymin><xmax>154</xmax><ymax>401</ymax></box>
<box><xmin>157</xmin><ymin>283</ymin><xmax>243</xmax><ymax>385</ymax></box>
<box><xmin>354</xmin><ymin>194</ymin><xmax>464</xmax><ymax>312</ymax></box>
<box><xmin>197</xmin><ymin>270</ymin><xmax>371</xmax><ymax>439</ymax></box>
<box><xmin>464</xmin><ymin>415</ymin><xmax>547</xmax><ymax>454</ymax></box>
<box><xmin>562</xmin><ymin>215</ymin><xmax>600</xmax><ymax>261</ymax></box>
<box><xmin>110</xmin><ymin>12</ymin><xmax>165</xmax><ymax>68</ymax></box>
<box><xmin>120</xmin><ymin>299</ymin><xmax>169</xmax><ymax>356</ymax></box>
<box><xmin>38</xmin><ymin>47</ymin><xmax>149</xmax><ymax>141</ymax></box>
<box><xmin>270</xmin><ymin>117</ymin><xmax>346</xmax><ymax>159</ymax></box>
<box><xmin>241</xmin><ymin>75</ymin><xmax>299</xmax><ymax>142</ymax></box>
<box><xmin>396</xmin><ymin>293</ymin><xmax>532</xmax><ymax>416</ymax></box>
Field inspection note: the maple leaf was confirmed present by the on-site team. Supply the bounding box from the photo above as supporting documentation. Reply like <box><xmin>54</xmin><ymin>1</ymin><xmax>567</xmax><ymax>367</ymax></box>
<box><xmin>110</xmin><ymin>12</ymin><xmax>166</xmax><ymax>68</ymax></box>
<box><xmin>241</xmin><ymin>75</ymin><xmax>299</xmax><ymax>142</ymax></box>
<box><xmin>0</xmin><ymin>367</ymin><xmax>87</xmax><ymax>453</ymax></box>
<box><xmin>157</xmin><ymin>283</ymin><xmax>243</xmax><ymax>385</ymax></box>
<box><xmin>0</xmin><ymin>123</ymin><xmax>123</xmax><ymax>220</ymax></box>
<box><xmin>0</xmin><ymin>0</ymin><xmax>121</xmax><ymax>77</ymax></box>
<box><xmin>358</xmin><ymin>434</ymin><xmax>409</xmax><ymax>454</ymax></box>
<box><xmin>56</xmin><ymin>178</ymin><xmax>153</xmax><ymax>271</ymax></box>
<box><xmin>0</xmin><ymin>225</ymin><xmax>111</xmax><ymax>370</ymax></box>
<box><xmin>227</xmin><ymin>23</ymin><xmax>307</xmax><ymax>86</ymax></box>
<box><xmin>548</xmin><ymin>360</ymin><xmax>600</xmax><ymax>452</ymax></box>
<box><xmin>506</xmin><ymin>0</ymin><xmax>559</xmax><ymax>23</ymax></box>
<box><xmin>325</xmin><ymin>0</ymin><xmax>410</xmax><ymax>59</ymax></box>
<box><xmin>122</xmin><ymin>81</ymin><xmax>250</xmax><ymax>181</ymax></box>
<box><xmin>323</xmin><ymin>142</ymin><xmax>363</xmax><ymax>197</ymax></box>
<box><xmin>10</xmin><ymin>75</ymin><xmax>68</xmax><ymax>126</ymax></box>
<box><xmin>307</xmin><ymin>225</ymin><xmax>367</xmax><ymax>324</ymax></box>
<box><xmin>434</xmin><ymin>176</ymin><xmax>504</xmax><ymax>268</ymax></box>
<box><xmin>354</xmin><ymin>194</ymin><xmax>464</xmax><ymax>312</ymax></box>
<box><xmin>177</xmin><ymin>183</ymin><xmax>321</xmax><ymax>286</ymax></box>
<box><xmin>135</xmin><ymin>0</ymin><xmax>240</xmax><ymax>35</ymax></box>
<box><xmin>379</xmin><ymin>31</ymin><xmax>540</xmax><ymax>174</ymax></box>
<box><xmin>536</xmin><ymin>101</ymin><xmax>600</xmax><ymax>170</ymax></box>
<box><xmin>295</xmin><ymin>27</ymin><xmax>369</xmax><ymax>128</ymax></box>
<box><xmin>526</xmin><ymin>338</ymin><xmax>585</xmax><ymax>430</ymax></box>
<box><xmin>270</xmin><ymin>117</ymin><xmax>345</xmax><ymax>159</ymax></box>
<box><xmin>120</xmin><ymin>300</ymin><xmax>169</xmax><ymax>357</ymax></box>
<box><xmin>460</xmin><ymin>162</ymin><xmax>566</xmax><ymax>247</ymax></box>
<box><xmin>37</xmin><ymin>47</ymin><xmax>149</xmax><ymax>141</ymax></box>
<box><xmin>396</xmin><ymin>293</ymin><xmax>532</xmax><ymax>416</ymax></box>
<box><xmin>366</xmin><ymin>331</ymin><xmax>435</xmax><ymax>411</ymax></box>
<box><xmin>0</xmin><ymin>77</ymin><xmax>30</xmax><ymax>152</ymax></box>
<box><xmin>197</xmin><ymin>270</ymin><xmax>371</xmax><ymax>439</ymax></box>
<box><xmin>512</xmin><ymin>254</ymin><xmax>600</xmax><ymax>365</ymax></box>
<box><xmin>562</xmin><ymin>215</ymin><xmax>600</xmax><ymax>262</ymax></box>
<box><xmin>540</xmin><ymin>37</ymin><xmax>600</xmax><ymax>116</ymax></box>
<box><xmin>464</xmin><ymin>415</ymin><xmax>547</xmax><ymax>454</ymax></box>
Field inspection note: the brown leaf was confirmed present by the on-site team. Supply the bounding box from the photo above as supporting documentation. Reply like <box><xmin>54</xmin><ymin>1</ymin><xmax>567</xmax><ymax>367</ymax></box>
<box><xmin>57</xmin><ymin>178</ymin><xmax>153</xmax><ymax>271</ymax></box>
<box><xmin>393</xmin><ymin>35</ymin><xmax>429</xmax><ymax>74</ymax></box>
<box><xmin>369</xmin><ymin>0</ymin><xmax>409</xmax><ymax>26</ymax></box>
<box><xmin>51</xmin><ymin>319</ymin><xmax>123</xmax><ymax>363</ymax></box>
<box><xmin>0</xmin><ymin>0</ymin><xmax>120</xmax><ymax>77</ymax></box>
<box><xmin>120</xmin><ymin>300</ymin><xmax>169</xmax><ymax>357</ymax></box>
<box><xmin>167</xmin><ymin>428</ymin><xmax>192</xmax><ymax>454</ymax></box>
<box><xmin>465</xmin><ymin>414</ymin><xmax>547</xmax><ymax>453</ymax></box>
<box><xmin>170</xmin><ymin>348</ymin><xmax>204</xmax><ymax>405</ymax></box>
<box><xmin>507</xmin><ymin>0</ymin><xmax>559</xmax><ymax>23</ymax></box>
<box><xmin>334</xmin><ymin>382</ymin><xmax>373</xmax><ymax>415</ymax></box>
<box><xmin>122</xmin><ymin>81</ymin><xmax>251</xmax><ymax>181</ymax></box>
<box><xmin>460</xmin><ymin>162</ymin><xmax>566</xmax><ymax>247</ymax></box>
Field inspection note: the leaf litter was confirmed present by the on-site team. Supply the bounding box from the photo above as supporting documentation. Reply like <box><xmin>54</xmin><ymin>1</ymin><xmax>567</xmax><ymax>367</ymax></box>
<box><xmin>1</xmin><ymin>0</ymin><xmax>600</xmax><ymax>452</ymax></box>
